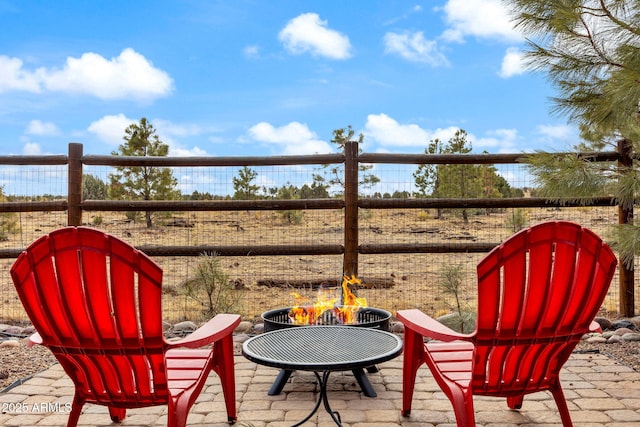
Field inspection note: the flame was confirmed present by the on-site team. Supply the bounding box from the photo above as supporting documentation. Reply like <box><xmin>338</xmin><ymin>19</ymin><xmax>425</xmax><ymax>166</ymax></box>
<box><xmin>288</xmin><ymin>275</ymin><xmax>367</xmax><ymax>325</ymax></box>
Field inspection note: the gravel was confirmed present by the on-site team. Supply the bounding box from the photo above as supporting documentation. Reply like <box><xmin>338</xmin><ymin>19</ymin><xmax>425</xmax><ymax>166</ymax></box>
<box><xmin>0</xmin><ymin>341</ymin><xmax>57</xmax><ymax>391</ymax></box>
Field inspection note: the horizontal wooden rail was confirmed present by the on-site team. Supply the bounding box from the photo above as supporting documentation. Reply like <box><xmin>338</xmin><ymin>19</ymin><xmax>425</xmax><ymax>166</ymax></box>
<box><xmin>82</xmin><ymin>198</ymin><xmax>345</xmax><ymax>212</ymax></box>
<box><xmin>136</xmin><ymin>244</ymin><xmax>344</xmax><ymax>257</ymax></box>
<box><xmin>0</xmin><ymin>200</ymin><xmax>68</xmax><ymax>212</ymax></box>
<box><xmin>359</xmin><ymin>242</ymin><xmax>497</xmax><ymax>254</ymax></box>
<box><xmin>0</xmin><ymin>155</ymin><xmax>68</xmax><ymax>165</ymax></box>
<box><xmin>82</xmin><ymin>153</ymin><xmax>345</xmax><ymax>167</ymax></box>
<box><xmin>359</xmin><ymin>196</ymin><xmax>616</xmax><ymax>209</ymax></box>
<box><xmin>358</xmin><ymin>151</ymin><xmax>619</xmax><ymax>165</ymax></box>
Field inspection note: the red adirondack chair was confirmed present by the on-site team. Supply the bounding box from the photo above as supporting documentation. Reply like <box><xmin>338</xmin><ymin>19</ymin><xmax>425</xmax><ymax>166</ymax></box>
<box><xmin>10</xmin><ymin>227</ymin><xmax>241</xmax><ymax>426</ymax></box>
<box><xmin>397</xmin><ymin>221</ymin><xmax>618</xmax><ymax>427</ymax></box>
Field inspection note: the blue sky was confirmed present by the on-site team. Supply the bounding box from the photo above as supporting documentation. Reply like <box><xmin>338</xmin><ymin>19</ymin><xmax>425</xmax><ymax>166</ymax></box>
<box><xmin>0</xmin><ymin>0</ymin><xmax>581</xmax><ymax>163</ymax></box>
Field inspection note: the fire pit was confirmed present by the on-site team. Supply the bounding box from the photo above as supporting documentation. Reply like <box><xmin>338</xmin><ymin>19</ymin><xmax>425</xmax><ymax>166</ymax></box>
<box><xmin>262</xmin><ymin>306</ymin><xmax>391</xmax><ymax>332</ymax></box>
<box><xmin>260</xmin><ymin>275</ymin><xmax>393</xmax><ymax>397</ymax></box>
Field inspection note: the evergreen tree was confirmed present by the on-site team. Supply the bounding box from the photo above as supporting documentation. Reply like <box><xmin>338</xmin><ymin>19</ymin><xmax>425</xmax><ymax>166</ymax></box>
<box><xmin>108</xmin><ymin>117</ymin><xmax>180</xmax><ymax>228</ymax></box>
<box><xmin>316</xmin><ymin>125</ymin><xmax>380</xmax><ymax>195</ymax></box>
<box><xmin>437</xmin><ymin>130</ymin><xmax>483</xmax><ymax>223</ymax></box>
<box><xmin>508</xmin><ymin>1</ymin><xmax>640</xmax><ymax>266</ymax></box>
<box><xmin>82</xmin><ymin>174</ymin><xmax>108</xmax><ymax>200</ymax></box>
<box><xmin>232</xmin><ymin>166</ymin><xmax>260</xmax><ymax>200</ymax></box>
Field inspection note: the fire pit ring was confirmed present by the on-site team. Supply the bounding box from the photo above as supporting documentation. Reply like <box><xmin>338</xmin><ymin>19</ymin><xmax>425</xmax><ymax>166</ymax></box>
<box><xmin>262</xmin><ymin>306</ymin><xmax>391</xmax><ymax>333</ymax></box>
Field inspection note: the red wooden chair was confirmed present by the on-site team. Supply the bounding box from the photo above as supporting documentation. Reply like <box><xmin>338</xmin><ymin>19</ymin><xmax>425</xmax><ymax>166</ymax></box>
<box><xmin>397</xmin><ymin>221</ymin><xmax>617</xmax><ymax>427</ymax></box>
<box><xmin>10</xmin><ymin>227</ymin><xmax>241</xmax><ymax>426</ymax></box>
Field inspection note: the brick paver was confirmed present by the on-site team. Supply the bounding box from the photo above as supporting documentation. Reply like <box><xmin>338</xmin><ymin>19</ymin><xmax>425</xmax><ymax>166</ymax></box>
<box><xmin>1</xmin><ymin>352</ymin><xmax>639</xmax><ymax>426</ymax></box>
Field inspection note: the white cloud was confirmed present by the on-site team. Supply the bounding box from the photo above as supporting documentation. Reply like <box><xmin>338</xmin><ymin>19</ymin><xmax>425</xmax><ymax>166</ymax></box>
<box><xmin>244</xmin><ymin>45</ymin><xmax>260</xmax><ymax>59</ymax></box>
<box><xmin>87</xmin><ymin>114</ymin><xmax>135</xmax><ymax>145</ymax></box>
<box><xmin>279</xmin><ymin>13</ymin><xmax>352</xmax><ymax>60</ymax></box>
<box><xmin>441</xmin><ymin>0</ymin><xmax>521</xmax><ymax>43</ymax></box>
<box><xmin>363</xmin><ymin>113</ymin><xmax>458</xmax><ymax>147</ymax></box>
<box><xmin>498</xmin><ymin>47</ymin><xmax>526</xmax><ymax>78</ymax></box>
<box><xmin>536</xmin><ymin>124</ymin><xmax>577</xmax><ymax>143</ymax></box>
<box><xmin>22</xmin><ymin>142</ymin><xmax>42</xmax><ymax>155</ymax></box>
<box><xmin>474</xmin><ymin>128</ymin><xmax>519</xmax><ymax>153</ymax></box>
<box><xmin>247</xmin><ymin>121</ymin><xmax>333</xmax><ymax>155</ymax></box>
<box><xmin>0</xmin><ymin>56</ymin><xmax>41</xmax><ymax>93</ymax></box>
<box><xmin>169</xmin><ymin>145</ymin><xmax>207</xmax><ymax>157</ymax></box>
<box><xmin>364</xmin><ymin>113</ymin><xmax>520</xmax><ymax>153</ymax></box>
<box><xmin>384</xmin><ymin>31</ymin><xmax>449</xmax><ymax>66</ymax></box>
<box><xmin>0</xmin><ymin>48</ymin><xmax>173</xmax><ymax>101</ymax></box>
<box><xmin>25</xmin><ymin>119</ymin><xmax>60</xmax><ymax>136</ymax></box>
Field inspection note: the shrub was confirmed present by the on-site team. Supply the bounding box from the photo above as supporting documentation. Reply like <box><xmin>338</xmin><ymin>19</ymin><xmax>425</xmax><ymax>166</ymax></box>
<box><xmin>182</xmin><ymin>253</ymin><xmax>244</xmax><ymax>318</ymax></box>
<box><xmin>506</xmin><ymin>208</ymin><xmax>528</xmax><ymax>233</ymax></box>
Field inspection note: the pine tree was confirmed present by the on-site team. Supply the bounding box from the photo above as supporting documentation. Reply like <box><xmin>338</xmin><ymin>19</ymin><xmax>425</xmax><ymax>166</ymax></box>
<box><xmin>316</xmin><ymin>126</ymin><xmax>380</xmax><ymax>195</ymax></box>
<box><xmin>108</xmin><ymin>117</ymin><xmax>180</xmax><ymax>227</ymax></box>
<box><xmin>508</xmin><ymin>1</ymin><xmax>640</xmax><ymax>267</ymax></box>
<box><xmin>232</xmin><ymin>166</ymin><xmax>260</xmax><ymax>200</ymax></box>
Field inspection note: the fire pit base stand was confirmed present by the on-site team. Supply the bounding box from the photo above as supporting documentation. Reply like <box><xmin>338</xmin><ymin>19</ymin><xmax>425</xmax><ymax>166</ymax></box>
<box><xmin>268</xmin><ymin>366</ymin><xmax>379</xmax><ymax>397</ymax></box>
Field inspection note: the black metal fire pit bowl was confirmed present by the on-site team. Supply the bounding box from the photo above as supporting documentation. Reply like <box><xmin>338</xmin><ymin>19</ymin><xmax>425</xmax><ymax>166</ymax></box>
<box><xmin>261</xmin><ymin>306</ymin><xmax>391</xmax><ymax>333</ymax></box>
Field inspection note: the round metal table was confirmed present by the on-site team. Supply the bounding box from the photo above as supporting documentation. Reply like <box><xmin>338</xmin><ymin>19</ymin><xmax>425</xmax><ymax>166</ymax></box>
<box><xmin>242</xmin><ymin>325</ymin><xmax>403</xmax><ymax>426</ymax></box>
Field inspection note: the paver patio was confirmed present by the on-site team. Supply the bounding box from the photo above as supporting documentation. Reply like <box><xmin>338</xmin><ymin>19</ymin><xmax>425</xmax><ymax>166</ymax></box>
<box><xmin>1</xmin><ymin>352</ymin><xmax>640</xmax><ymax>426</ymax></box>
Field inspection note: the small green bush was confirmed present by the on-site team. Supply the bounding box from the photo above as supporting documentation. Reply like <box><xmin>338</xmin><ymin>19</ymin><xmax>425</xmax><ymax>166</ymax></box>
<box><xmin>183</xmin><ymin>253</ymin><xmax>244</xmax><ymax>318</ymax></box>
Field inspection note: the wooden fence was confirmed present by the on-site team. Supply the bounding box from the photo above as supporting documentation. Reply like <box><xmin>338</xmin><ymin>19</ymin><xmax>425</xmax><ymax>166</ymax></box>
<box><xmin>0</xmin><ymin>141</ymin><xmax>634</xmax><ymax>316</ymax></box>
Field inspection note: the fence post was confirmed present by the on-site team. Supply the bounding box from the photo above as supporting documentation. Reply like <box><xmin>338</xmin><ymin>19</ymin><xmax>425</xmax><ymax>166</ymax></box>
<box><xmin>68</xmin><ymin>143</ymin><xmax>83</xmax><ymax>226</ymax></box>
<box><xmin>618</xmin><ymin>139</ymin><xmax>635</xmax><ymax>316</ymax></box>
<box><xmin>343</xmin><ymin>141</ymin><xmax>359</xmax><ymax>276</ymax></box>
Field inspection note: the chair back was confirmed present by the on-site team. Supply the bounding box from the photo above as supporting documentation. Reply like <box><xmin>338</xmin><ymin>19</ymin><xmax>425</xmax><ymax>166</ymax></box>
<box><xmin>473</xmin><ymin>221</ymin><xmax>617</xmax><ymax>394</ymax></box>
<box><xmin>11</xmin><ymin>227</ymin><xmax>170</xmax><ymax>404</ymax></box>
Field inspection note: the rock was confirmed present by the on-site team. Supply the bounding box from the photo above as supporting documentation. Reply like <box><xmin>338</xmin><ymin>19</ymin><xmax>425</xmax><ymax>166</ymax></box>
<box><xmin>235</xmin><ymin>321</ymin><xmax>253</xmax><ymax>334</ymax></box>
<box><xmin>615</xmin><ymin>327</ymin><xmax>635</xmax><ymax>336</ymax></box>
<box><xmin>594</xmin><ymin>317</ymin><xmax>612</xmax><ymax>331</ymax></box>
<box><xmin>4</xmin><ymin>326</ymin><xmax>24</xmax><ymax>336</ymax></box>
<box><xmin>233</xmin><ymin>333</ymin><xmax>250</xmax><ymax>344</ymax></box>
<box><xmin>252</xmin><ymin>323</ymin><xmax>265</xmax><ymax>334</ymax></box>
<box><xmin>586</xmin><ymin>335</ymin><xmax>607</xmax><ymax>344</ymax></box>
<box><xmin>0</xmin><ymin>324</ymin><xmax>12</xmax><ymax>333</ymax></box>
<box><xmin>622</xmin><ymin>333</ymin><xmax>640</xmax><ymax>342</ymax></box>
<box><xmin>436</xmin><ymin>313</ymin><xmax>476</xmax><ymax>334</ymax></box>
<box><xmin>607</xmin><ymin>334</ymin><xmax>623</xmax><ymax>344</ymax></box>
<box><xmin>390</xmin><ymin>321</ymin><xmax>404</xmax><ymax>334</ymax></box>
<box><xmin>611</xmin><ymin>320</ymin><xmax>635</xmax><ymax>331</ymax></box>
<box><xmin>630</xmin><ymin>316</ymin><xmax>640</xmax><ymax>328</ymax></box>
<box><xmin>162</xmin><ymin>321</ymin><xmax>172</xmax><ymax>332</ymax></box>
<box><xmin>172</xmin><ymin>321</ymin><xmax>197</xmax><ymax>334</ymax></box>
<box><xmin>0</xmin><ymin>339</ymin><xmax>21</xmax><ymax>348</ymax></box>
<box><xmin>22</xmin><ymin>325</ymin><xmax>36</xmax><ymax>335</ymax></box>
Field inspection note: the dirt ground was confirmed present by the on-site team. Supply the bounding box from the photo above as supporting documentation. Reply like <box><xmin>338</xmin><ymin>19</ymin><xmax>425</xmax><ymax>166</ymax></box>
<box><xmin>0</xmin><ymin>206</ymin><xmax>623</xmax><ymax>324</ymax></box>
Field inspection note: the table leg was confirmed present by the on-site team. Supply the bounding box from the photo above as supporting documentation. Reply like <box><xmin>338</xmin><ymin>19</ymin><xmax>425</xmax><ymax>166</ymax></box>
<box><xmin>291</xmin><ymin>371</ymin><xmax>342</xmax><ymax>427</ymax></box>
<box><xmin>352</xmin><ymin>368</ymin><xmax>377</xmax><ymax>397</ymax></box>
<box><xmin>270</xmin><ymin>368</ymin><xmax>377</xmax><ymax>397</ymax></box>
<box><xmin>268</xmin><ymin>369</ymin><xmax>293</xmax><ymax>396</ymax></box>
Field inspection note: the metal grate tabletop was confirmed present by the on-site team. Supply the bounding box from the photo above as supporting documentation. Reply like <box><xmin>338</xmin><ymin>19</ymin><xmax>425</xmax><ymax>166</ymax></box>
<box><xmin>242</xmin><ymin>325</ymin><xmax>403</xmax><ymax>372</ymax></box>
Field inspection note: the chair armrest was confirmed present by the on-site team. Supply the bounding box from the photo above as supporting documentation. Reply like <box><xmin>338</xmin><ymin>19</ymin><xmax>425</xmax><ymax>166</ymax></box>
<box><xmin>397</xmin><ymin>309</ymin><xmax>471</xmax><ymax>342</ymax></box>
<box><xmin>589</xmin><ymin>320</ymin><xmax>602</xmax><ymax>333</ymax></box>
<box><xmin>27</xmin><ymin>332</ymin><xmax>43</xmax><ymax>347</ymax></box>
<box><xmin>167</xmin><ymin>313</ymin><xmax>241</xmax><ymax>349</ymax></box>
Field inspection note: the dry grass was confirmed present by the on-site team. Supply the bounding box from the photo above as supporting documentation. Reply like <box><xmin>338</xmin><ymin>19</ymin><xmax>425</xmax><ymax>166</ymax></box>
<box><xmin>0</xmin><ymin>206</ymin><xmax>623</xmax><ymax>324</ymax></box>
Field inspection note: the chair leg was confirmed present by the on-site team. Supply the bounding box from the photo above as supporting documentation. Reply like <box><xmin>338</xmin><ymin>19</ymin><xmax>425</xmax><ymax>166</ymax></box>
<box><xmin>507</xmin><ymin>394</ymin><xmax>524</xmax><ymax>409</ymax></box>
<box><xmin>65</xmin><ymin>394</ymin><xmax>84</xmax><ymax>427</ymax></box>
<box><xmin>167</xmin><ymin>398</ymin><xmax>189</xmax><ymax>427</ymax></box>
<box><xmin>550</xmin><ymin>380</ymin><xmax>574</xmax><ymax>427</ymax></box>
<box><xmin>108</xmin><ymin>407</ymin><xmax>126</xmax><ymax>422</ymax></box>
<box><xmin>401</xmin><ymin>327</ymin><xmax>425</xmax><ymax>416</ymax></box>
<box><xmin>213</xmin><ymin>334</ymin><xmax>238</xmax><ymax>423</ymax></box>
<box><xmin>448</xmin><ymin>386</ymin><xmax>476</xmax><ymax>427</ymax></box>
